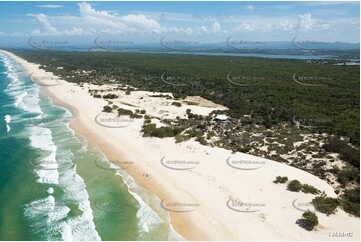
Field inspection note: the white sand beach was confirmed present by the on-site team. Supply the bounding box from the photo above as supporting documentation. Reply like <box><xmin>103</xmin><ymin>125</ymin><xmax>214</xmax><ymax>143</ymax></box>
<box><xmin>1</xmin><ymin>49</ymin><xmax>359</xmax><ymax>241</ymax></box>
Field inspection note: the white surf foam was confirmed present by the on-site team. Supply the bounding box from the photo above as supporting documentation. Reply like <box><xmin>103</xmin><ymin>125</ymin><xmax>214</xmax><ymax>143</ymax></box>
<box><xmin>29</xmin><ymin>125</ymin><xmax>59</xmax><ymax>184</ymax></box>
<box><xmin>4</xmin><ymin>114</ymin><xmax>11</xmax><ymax>132</ymax></box>
<box><xmin>1</xmin><ymin>53</ymin><xmax>101</xmax><ymax>241</ymax></box>
<box><xmin>113</xmin><ymin>163</ymin><xmax>184</xmax><ymax>240</ymax></box>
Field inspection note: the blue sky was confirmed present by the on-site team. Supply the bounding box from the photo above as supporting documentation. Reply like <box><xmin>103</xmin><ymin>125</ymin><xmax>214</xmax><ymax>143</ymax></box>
<box><xmin>0</xmin><ymin>1</ymin><xmax>359</xmax><ymax>44</ymax></box>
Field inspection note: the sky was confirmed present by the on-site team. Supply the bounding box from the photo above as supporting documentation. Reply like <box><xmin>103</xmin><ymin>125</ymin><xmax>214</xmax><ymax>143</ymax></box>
<box><xmin>0</xmin><ymin>1</ymin><xmax>359</xmax><ymax>45</ymax></box>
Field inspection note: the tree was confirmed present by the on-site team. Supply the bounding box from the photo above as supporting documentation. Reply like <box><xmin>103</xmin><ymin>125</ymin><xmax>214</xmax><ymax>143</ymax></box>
<box><xmin>103</xmin><ymin>105</ymin><xmax>112</xmax><ymax>113</ymax></box>
<box><xmin>287</xmin><ymin>180</ymin><xmax>302</xmax><ymax>192</ymax></box>
<box><xmin>312</xmin><ymin>195</ymin><xmax>340</xmax><ymax>215</ymax></box>
<box><xmin>273</xmin><ymin>176</ymin><xmax>288</xmax><ymax>184</ymax></box>
<box><xmin>301</xmin><ymin>211</ymin><xmax>318</xmax><ymax>230</ymax></box>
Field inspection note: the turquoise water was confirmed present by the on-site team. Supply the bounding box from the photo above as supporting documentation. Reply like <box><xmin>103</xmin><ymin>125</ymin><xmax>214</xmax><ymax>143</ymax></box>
<box><xmin>0</xmin><ymin>54</ymin><xmax>182</xmax><ymax>240</ymax></box>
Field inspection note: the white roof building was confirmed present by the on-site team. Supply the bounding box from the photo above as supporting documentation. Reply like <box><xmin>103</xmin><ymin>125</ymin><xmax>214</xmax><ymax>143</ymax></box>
<box><xmin>214</xmin><ymin>114</ymin><xmax>229</xmax><ymax>121</ymax></box>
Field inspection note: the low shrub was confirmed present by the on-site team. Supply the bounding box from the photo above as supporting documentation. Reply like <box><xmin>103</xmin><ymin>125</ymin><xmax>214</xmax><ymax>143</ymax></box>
<box><xmin>117</xmin><ymin>108</ymin><xmax>133</xmax><ymax>116</ymax></box>
<box><xmin>301</xmin><ymin>184</ymin><xmax>321</xmax><ymax>195</ymax></box>
<box><xmin>273</xmin><ymin>176</ymin><xmax>288</xmax><ymax>184</ymax></box>
<box><xmin>287</xmin><ymin>180</ymin><xmax>302</xmax><ymax>192</ymax></box>
<box><xmin>301</xmin><ymin>211</ymin><xmax>318</xmax><ymax>230</ymax></box>
<box><xmin>103</xmin><ymin>105</ymin><xmax>112</xmax><ymax>113</ymax></box>
<box><xmin>312</xmin><ymin>195</ymin><xmax>340</xmax><ymax>215</ymax></box>
<box><xmin>172</xmin><ymin>102</ymin><xmax>182</xmax><ymax>107</ymax></box>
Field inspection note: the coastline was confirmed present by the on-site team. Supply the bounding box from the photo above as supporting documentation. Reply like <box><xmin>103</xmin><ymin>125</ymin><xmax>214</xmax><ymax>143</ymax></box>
<box><xmin>1</xmin><ymin>49</ymin><xmax>359</xmax><ymax>241</ymax></box>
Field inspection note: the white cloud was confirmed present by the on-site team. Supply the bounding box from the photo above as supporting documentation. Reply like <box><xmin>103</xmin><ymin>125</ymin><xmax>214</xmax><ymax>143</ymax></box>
<box><xmin>120</xmin><ymin>14</ymin><xmax>162</xmax><ymax>32</ymax></box>
<box><xmin>298</xmin><ymin>13</ymin><xmax>313</xmax><ymax>31</ymax></box>
<box><xmin>234</xmin><ymin>23</ymin><xmax>254</xmax><ymax>32</ymax></box>
<box><xmin>277</xmin><ymin>20</ymin><xmax>294</xmax><ymax>31</ymax></box>
<box><xmin>79</xmin><ymin>2</ymin><xmax>114</xmax><ymax>17</ymax></box>
<box><xmin>28</xmin><ymin>13</ymin><xmax>84</xmax><ymax>36</ymax></box>
<box><xmin>37</xmin><ymin>5</ymin><xmax>63</xmax><ymax>9</ymax></box>
<box><xmin>212</xmin><ymin>22</ymin><xmax>221</xmax><ymax>33</ymax></box>
<box><xmin>297</xmin><ymin>13</ymin><xmax>330</xmax><ymax>32</ymax></box>
<box><xmin>246</xmin><ymin>5</ymin><xmax>255</xmax><ymax>11</ymax></box>
<box><xmin>33</xmin><ymin>13</ymin><xmax>58</xmax><ymax>35</ymax></box>
<box><xmin>13</xmin><ymin>2</ymin><xmax>355</xmax><ymax>42</ymax></box>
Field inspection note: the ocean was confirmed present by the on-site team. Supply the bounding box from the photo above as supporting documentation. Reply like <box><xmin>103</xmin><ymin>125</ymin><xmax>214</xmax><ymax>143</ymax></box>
<box><xmin>0</xmin><ymin>53</ymin><xmax>182</xmax><ymax>240</ymax></box>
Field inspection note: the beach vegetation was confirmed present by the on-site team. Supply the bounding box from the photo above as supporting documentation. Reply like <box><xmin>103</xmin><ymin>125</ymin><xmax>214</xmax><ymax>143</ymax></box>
<box><xmin>103</xmin><ymin>105</ymin><xmax>112</xmax><ymax>113</ymax></box>
<box><xmin>130</xmin><ymin>113</ymin><xmax>142</xmax><ymax>119</ymax></box>
<box><xmin>287</xmin><ymin>180</ymin><xmax>302</xmax><ymax>192</ymax></box>
<box><xmin>175</xmin><ymin>134</ymin><xmax>190</xmax><ymax>143</ymax></box>
<box><xmin>273</xmin><ymin>176</ymin><xmax>288</xmax><ymax>184</ymax></box>
<box><xmin>301</xmin><ymin>211</ymin><xmax>318</xmax><ymax>230</ymax></box>
<box><xmin>103</xmin><ymin>93</ymin><xmax>118</xmax><ymax>99</ymax></box>
<box><xmin>117</xmin><ymin>108</ymin><xmax>133</xmax><ymax>116</ymax></box>
<box><xmin>142</xmin><ymin>123</ymin><xmax>183</xmax><ymax>138</ymax></box>
<box><xmin>340</xmin><ymin>188</ymin><xmax>360</xmax><ymax>217</ymax></box>
<box><xmin>171</xmin><ymin>102</ymin><xmax>182</xmax><ymax>107</ymax></box>
<box><xmin>312</xmin><ymin>194</ymin><xmax>340</xmax><ymax>215</ymax></box>
<box><xmin>301</xmin><ymin>184</ymin><xmax>321</xmax><ymax>195</ymax></box>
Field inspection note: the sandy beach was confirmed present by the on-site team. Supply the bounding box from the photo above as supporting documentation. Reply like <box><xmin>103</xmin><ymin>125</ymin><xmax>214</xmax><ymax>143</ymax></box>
<box><xmin>1</xmin><ymin>49</ymin><xmax>359</xmax><ymax>241</ymax></box>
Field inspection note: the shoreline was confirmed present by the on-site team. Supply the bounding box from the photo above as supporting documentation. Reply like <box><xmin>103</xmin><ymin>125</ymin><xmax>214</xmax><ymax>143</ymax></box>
<box><xmin>1</xmin><ymin>49</ymin><xmax>359</xmax><ymax>241</ymax></box>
